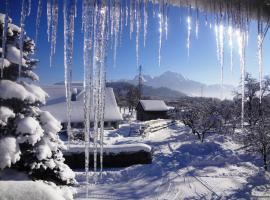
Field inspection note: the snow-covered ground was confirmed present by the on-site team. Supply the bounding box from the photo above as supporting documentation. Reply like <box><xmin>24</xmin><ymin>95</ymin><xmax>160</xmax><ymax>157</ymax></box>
<box><xmin>72</xmin><ymin>120</ymin><xmax>270</xmax><ymax>199</ymax></box>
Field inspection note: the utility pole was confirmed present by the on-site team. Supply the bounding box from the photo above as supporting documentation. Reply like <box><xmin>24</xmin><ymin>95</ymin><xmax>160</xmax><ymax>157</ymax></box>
<box><xmin>138</xmin><ymin>65</ymin><xmax>143</xmax><ymax>99</ymax></box>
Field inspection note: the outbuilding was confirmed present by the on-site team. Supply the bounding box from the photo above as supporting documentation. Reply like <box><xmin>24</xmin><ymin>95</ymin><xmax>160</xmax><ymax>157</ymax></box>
<box><xmin>136</xmin><ymin>100</ymin><xmax>169</xmax><ymax>121</ymax></box>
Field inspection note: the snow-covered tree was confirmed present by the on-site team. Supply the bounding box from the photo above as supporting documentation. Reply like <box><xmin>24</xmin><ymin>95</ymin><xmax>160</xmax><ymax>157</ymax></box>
<box><xmin>0</xmin><ymin>14</ymin><xmax>75</xmax><ymax>185</ymax></box>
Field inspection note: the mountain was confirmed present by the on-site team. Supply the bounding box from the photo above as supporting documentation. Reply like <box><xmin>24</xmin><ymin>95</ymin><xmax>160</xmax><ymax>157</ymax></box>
<box><xmin>107</xmin><ymin>81</ymin><xmax>186</xmax><ymax>101</ymax></box>
<box><xmin>118</xmin><ymin>71</ymin><xmax>236</xmax><ymax>99</ymax></box>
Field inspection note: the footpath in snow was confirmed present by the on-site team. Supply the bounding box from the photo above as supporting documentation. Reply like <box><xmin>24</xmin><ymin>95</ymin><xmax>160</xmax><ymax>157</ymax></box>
<box><xmin>72</xmin><ymin>121</ymin><xmax>270</xmax><ymax>199</ymax></box>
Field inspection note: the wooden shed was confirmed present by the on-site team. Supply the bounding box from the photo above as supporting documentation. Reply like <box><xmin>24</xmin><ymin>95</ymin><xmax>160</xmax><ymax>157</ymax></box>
<box><xmin>136</xmin><ymin>100</ymin><xmax>169</xmax><ymax>121</ymax></box>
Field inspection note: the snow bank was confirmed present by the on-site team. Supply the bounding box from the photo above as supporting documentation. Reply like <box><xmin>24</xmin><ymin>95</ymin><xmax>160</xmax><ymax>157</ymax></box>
<box><xmin>0</xmin><ymin>137</ymin><xmax>21</xmax><ymax>169</ymax></box>
<box><xmin>6</xmin><ymin>45</ymin><xmax>27</xmax><ymax>66</ymax></box>
<box><xmin>0</xmin><ymin>58</ymin><xmax>11</xmax><ymax>68</ymax></box>
<box><xmin>16</xmin><ymin>116</ymin><xmax>44</xmax><ymax>145</ymax></box>
<box><xmin>23</xmin><ymin>82</ymin><xmax>48</xmax><ymax>104</ymax></box>
<box><xmin>0</xmin><ymin>80</ymin><xmax>47</xmax><ymax>104</ymax></box>
<box><xmin>67</xmin><ymin>143</ymin><xmax>152</xmax><ymax>154</ymax></box>
<box><xmin>0</xmin><ymin>181</ymin><xmax>72</xmax><ymax>200</ymax></box>
<box><xmin>0</xmin><ymin>106</ymin><xmax>15</xmax><ymax>126</ymax></box>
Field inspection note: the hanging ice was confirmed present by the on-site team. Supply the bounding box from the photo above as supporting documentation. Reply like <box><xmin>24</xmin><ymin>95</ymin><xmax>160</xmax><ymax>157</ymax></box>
<box><xmin>143</xmin><ymin>0</ymin><xmax>148</xmax><ymax>47</ymax></box>
<box><xmin>236</xmin><ymin>29</ymin><xmax>247</xmax><ymax>128</ymax></box>
<box><xmin>158</xmin><ymin>2</ymin><xmax>164</xmax><ymax>67</ymax></box>
<box><xmin>186</xmin><ymin>8</ymin><xmax>192</xmax><ymax>58</ymax></box>
<box><xmin>1</xmin><ymin>1</ymin><xmax>9</xmax><ymax>78</ymax></box>
<box><xmin>130</xmin><ymin>1</ymin><xmax>134</xmax><ymax>40</ymax></box>
<box><xmin>47</xmin><ymin>0</ymin><xmax>52</xmax><ymax>42</ymax></box>
<box><xmin>35</xmin><ymin>0</ymin><xmax>42</xmax><ymax>45</ymax></box>
<box><xmin>49</xmin><ymin>0</ymin><xmax>59</xmax><ymax>67</ymax></box>
<box><xmin>227</xmin><ymin>26</ymin><xmax>233</xmax><ymax>73</ymax></box>
<box><xmin>215</xmin><ymin>23</ymin><xmax>224</xmax><ymax>99</ymax></box>
<box><xmin>136</xmin><ymin>0</ymin><xmax>141</xmax><ymax>68</ymax></box>
<box><xmin>18</xmin><ymin>0</ymin><xmax>28</xmax><ymax>78</ymax></box>
<box><xmin>63</xmin><ymin>0</ymin><xmax>76</xmax><ymax>147</ymax></box>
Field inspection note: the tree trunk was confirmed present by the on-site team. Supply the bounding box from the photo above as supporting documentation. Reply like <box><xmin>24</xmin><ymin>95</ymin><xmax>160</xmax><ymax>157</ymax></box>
<box><xmin>263</xmin><ymin>153</ymin><xmax>268</xmax><ymax>170</ymax></box>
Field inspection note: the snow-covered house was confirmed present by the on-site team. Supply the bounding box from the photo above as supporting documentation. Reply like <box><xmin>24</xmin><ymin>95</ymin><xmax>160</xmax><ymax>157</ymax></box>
<box><xmin>136</xmin><ymin>100</ymin><xmax>169</xmax><ymax>121</ymax></box>
<box><xmin>42</xmin><ymin>85</ymin><xmax>123</xmax><ymax>129</ymax></box>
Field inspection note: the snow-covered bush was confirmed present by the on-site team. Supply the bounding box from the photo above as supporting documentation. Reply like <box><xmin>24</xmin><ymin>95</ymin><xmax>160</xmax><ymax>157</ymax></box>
<box><xmin>0</xmin><ymin>13</ymin><xmax>75</xmax><ymax>185</ymax></box>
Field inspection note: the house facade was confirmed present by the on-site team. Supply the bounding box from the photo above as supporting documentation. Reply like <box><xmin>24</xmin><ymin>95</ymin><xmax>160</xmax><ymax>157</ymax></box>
<box><xmin>42</xmin><ymin>84</ymin><xmax>123</xmax><ymax>129</ymax></box>
<box><xmin>136</xmin><ymin>100</ymin><xmax>169</xmax><ymax>121</ymax></box>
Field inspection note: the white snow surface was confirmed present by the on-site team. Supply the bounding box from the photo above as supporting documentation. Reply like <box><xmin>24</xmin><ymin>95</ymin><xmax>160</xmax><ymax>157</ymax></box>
<box><xmin>0</xmin><ymin>80</ymin><xmax>47</xmax><ymax>104</ymax></box>
<box><xmin>0</xmin><ymin>137</ymin><xmax>21</xmax><ymax>169</ymax></box>
<box><xmin>6</xmin><ymin>44</ymin><xmax>27</xmax><ymax>66</ymax></box>
<box><xmin>0</xmin><ymin>181</ymin><xmax>72</xmax><ymax>200</ymax></box>
<box><xmin>0</xmin><ymin>106</ymin><xmax>15</xmax><ymax>126</ymax></box>
<box><xmin>73</xmin><ymin>120</ymin><xmax>270</xmax><ymax>199</ymax></box>
<box><xmin>16</xmin><ymin>116</ymin><xmax>44</xmax><ymax>145</ymax></box>
<box><xmin>139</xmin><ymin>100</ymin><xmax>169</xmax><ymax>111</ymax></box>
<box><xmin>66</xmin><ymin>143</ymin><xmax>151</xmax><ymax>155</ymax></box>
<box><xmin>0</xmin><ymin>58</ymin><xmax>11</xmax><ymax>68</ymax></box>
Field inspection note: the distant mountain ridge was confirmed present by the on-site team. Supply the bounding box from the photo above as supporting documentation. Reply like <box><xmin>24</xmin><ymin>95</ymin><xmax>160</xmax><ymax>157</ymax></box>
<box><xmin>117</xmin><ymin>71</ymin><xmax>235</xmax><ymax>99</ymax></box>
<box><xmin>107</xmin><ymin>81</ymin><xmax>186</xmax><ymax>101</ymax></box>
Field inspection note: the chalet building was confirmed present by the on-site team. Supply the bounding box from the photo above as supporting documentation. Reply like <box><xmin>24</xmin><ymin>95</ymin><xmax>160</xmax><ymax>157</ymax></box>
<box><xmin>136</xmin><ymin>100</ymin><xmax>169</xmax><ymax>121</ymax></box>
<box><xmin>42</xmin><ymin>84</ymin><xmax>123</xmax><ymax>129</ymax></box>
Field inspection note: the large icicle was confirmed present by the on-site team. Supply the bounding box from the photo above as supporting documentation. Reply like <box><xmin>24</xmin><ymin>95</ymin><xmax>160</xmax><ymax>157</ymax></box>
<box><xmin>63</xmin><ymin>0</ymin><xmax>76</xmax><ymax>147</ymax></box>
<box><xmin>258</xmin><ymin>20</ymin><xmax>263</xmax><ymax>103</ymax></box>
<box><xmin>19</xmin><ymin>0</ymin><xmax>27</xmax><ymax>78</ymax></box>
<box><xmin>237</xmin><ymin>29</ymin><xmax>247</xmax><ymax>128</ymax></box>
<box><xmin>227</xmin><ymin>26</ymin><xmax>233</xmax><ymax>73</ymax></box>
<box><xmin>35</xmin><ymin>0</ymin><xmax>42</xmax><ymax>45</ymax></box>
<box><xmin>186</xmin><ymin>7</ymin><xmax>192</xmax><ymax>58</ymax></box>
<box><xmin>130</xmin><ymin>0</ymin><xmax>135</xmax><ymax>40</ymax></box>
<box><xmin>82</xmin><ymin>0</ymin><xmax>94</xmax><ymax>198</ymax></box>
<box><xmin>136</xmin><ymin>0</ymin><xmax>141</xmax><ymax>68</ymax></box>
<box><xmin>49</xmin><ymin>0</ymin><xmax>59</xmax><ymax>67</ymax></box>
<box><xmin>1</xmin><ymin>1</ymin><xmax>9</xmax><ymax>78</ymax></box>
<box><xmin>158</xmin><ymin>1</ymin><xmax>164</xmax><ymax>67</ymax></box>
<box><xmin>47</xmin><ymin>0</ymin><xmax>52</xmax><ymax>42</ymax></box>
<box><xmin>143</xmin><ymin>0</ymin><xmax>148</xmax><ymax>47</ymax></box>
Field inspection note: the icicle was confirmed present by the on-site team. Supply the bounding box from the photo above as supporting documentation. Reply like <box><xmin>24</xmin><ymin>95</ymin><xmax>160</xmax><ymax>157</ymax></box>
<box><xmin>63</xmin><ymin>0</ymin><xmax>76</xmax><ymax>148</ymax></box>
<box><xmin>130</xmin><ymin>0</ymin><xmax>134</xmax><ymax>40</ymax></box>
<box><xmin>49</xmin><ymin>0</ymin><xmax>59</xmax><ymax>67</ymax></box>
<box><xmin>125</xmin><ymin>0</ymin><xmax>129</xmax><ymax>26</ymax></box>
<box><xmin>92</xmin><ymin>1</ymin><xmax>108</xmax><ymax>182</ymax></box>
<box><xmin>35</xmin><ymin>0</ymin><xmax>42</xmax><ymax>45</ymax></box>
<box><xmin>1</xmin><ymin>1</ymin><xmax>9</xmax><ymax>78</ymax></box>
<box><xmin>158</xmin><ymin>2</ymin><xmax>164</xmax><ymax>67</ymax></box>
<box><xmin>27</xmin><ymin>0</ymin><xmax>31</xmax><ymax>16</ymax></box>
<box><xmin>195</xmin><ymin>8</ymin><xmax>199</xmax><ymax>39</ymax></box>
<box><xmin>218</xmin><ymin>24</ymin><xmax>224</xmax><ymax>99</ymax></box>
<box><xmin>143</xmin><ymin>0</ymin><xmax>148</xmax><ymax>47</ymax></box>
<box><xmin>227</xmin><ymin>26</ymin><xmax>233</xmax><ymax>73</ymax></box>
<box><xmin>258</xmin><ymin>22</ymin><xmax>263</xmax><ymax>103</ymax></box>
<box><xmin>47</xmin><ymin>0</ymin><xmax>52</xmax><ymax>42</ymax></box>
<box><xmin>82</xmin><ymin>0</ymin><xmax>94</xmax><ymax>197</ymax></box>
<box><xmin>136</xmin><ymin>0</ymin><xmax>141</xmax><ymax>68</ymax></box>
<box><xmin>186</xmin><ymin>15</ymin><xmax>192</xmax><ymax>58</ymax></box>
<box><xmin>19</xmin><ymin>0</ymin><xmax>27</xmax><ymax>79</ymax></box>
<box><xmin>113</xmin><ymin>1</ymin><xmax>120</xmax><ymax>68</ymax></box>
<box><xmin>186</xmin><ymin>6</ymin><xmax>192</xmax><ymax>58</ymax></box>
<box><xmin>236</xmin><ymin>29</ymin><xmax>246</xmax><ymax>128</ymax></box>
<box><xmin>164</xmin><ymin>2</ymin><xmax>168</xmax><ymax>40</ymax></box>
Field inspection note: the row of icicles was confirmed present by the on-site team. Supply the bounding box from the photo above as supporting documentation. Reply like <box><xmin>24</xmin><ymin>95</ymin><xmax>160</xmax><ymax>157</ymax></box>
<box><xmin>1</xmin><ymin>0</ymin><xmax>269</xmax><ymax>198</ymax></box>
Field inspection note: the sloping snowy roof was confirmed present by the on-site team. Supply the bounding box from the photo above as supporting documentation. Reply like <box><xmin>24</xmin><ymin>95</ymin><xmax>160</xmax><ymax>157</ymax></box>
<box><xmin>138</xmin><ymin>100</ymin><xmax>169</xmax><ymax>111</ymax></box>
<box><xmin>42</xmin><ymin>86</ymin><xmax>122</xmax><ymax>122</ymax></box>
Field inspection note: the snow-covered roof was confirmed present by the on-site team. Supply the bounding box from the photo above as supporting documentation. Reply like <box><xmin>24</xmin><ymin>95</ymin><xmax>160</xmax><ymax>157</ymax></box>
<box><xmin>42</xmin><ymin>85</ymin><xmax>123</xmax><ymax>122</ymax></box>
<box><xmin>138</xmin><ymin>100</ymin><xmax>169</xmax><ymax>111</ymax></box>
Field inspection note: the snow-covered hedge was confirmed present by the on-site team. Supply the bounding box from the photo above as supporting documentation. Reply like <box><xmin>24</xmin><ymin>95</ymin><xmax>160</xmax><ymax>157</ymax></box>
<box><xmin>0</xmin><ymin>181</ymin><xmax>73</xmax><ymax>200</ymax></box>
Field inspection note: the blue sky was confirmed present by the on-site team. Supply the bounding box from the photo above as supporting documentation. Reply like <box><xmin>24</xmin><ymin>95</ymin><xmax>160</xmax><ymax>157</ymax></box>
<box><xmin>1</xmin><ymin>1</ymin><xmax>270</xmax><ymax>86</ymax></box>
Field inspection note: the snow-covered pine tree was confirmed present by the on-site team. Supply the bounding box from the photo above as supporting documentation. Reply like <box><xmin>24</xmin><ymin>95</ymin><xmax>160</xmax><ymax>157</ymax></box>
<box><xmin>0</xmin><ymin>13</ymin><xmax>75</xmax><ymax>185</ymax></box>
